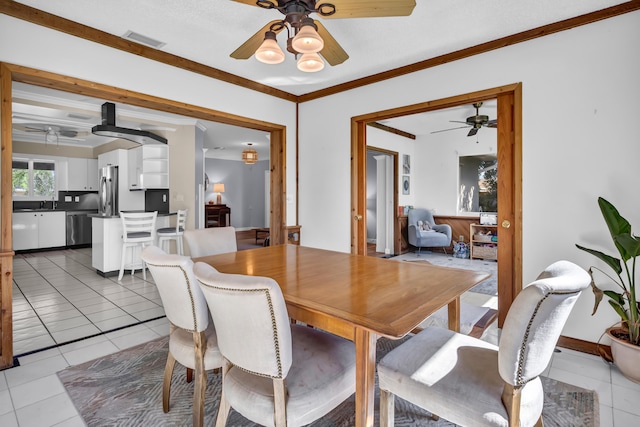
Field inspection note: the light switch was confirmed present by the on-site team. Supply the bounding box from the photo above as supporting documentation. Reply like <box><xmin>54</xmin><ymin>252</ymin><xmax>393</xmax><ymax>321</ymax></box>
<box><xmin>163</xmin><ymin>194</ymin><xmax>167</xmax><ymax>202</ymax></box>
<box><xmin>75</xmin><ymin>196</ymin><xmax>80</xmax><ymax>202</ymax></box>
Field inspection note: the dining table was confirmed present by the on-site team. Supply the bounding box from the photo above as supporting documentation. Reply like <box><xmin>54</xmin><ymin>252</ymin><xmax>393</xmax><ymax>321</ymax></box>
<box><xmin>194</xmin><ymin>244</ymin><xmax>490</xmax><ymax>427</ymax></box>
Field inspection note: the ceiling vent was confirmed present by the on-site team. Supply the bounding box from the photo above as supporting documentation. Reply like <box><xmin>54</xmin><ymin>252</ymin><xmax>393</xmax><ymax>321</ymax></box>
<box><xmin>122</xmin><ymin>30</ymin><xmax>166</xmax><ymax>48</ymax></box>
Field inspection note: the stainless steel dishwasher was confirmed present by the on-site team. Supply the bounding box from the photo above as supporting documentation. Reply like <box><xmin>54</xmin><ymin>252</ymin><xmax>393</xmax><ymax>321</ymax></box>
<box><xmin>66</xmin><ymin>211</ymin><xmax>94</xmax><ymax>246</ymax></box>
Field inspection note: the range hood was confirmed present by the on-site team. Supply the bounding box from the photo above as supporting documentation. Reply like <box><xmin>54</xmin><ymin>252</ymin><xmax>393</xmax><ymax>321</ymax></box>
<box><xmin>91</xmin><ymin>102</ymin><xmax>167</xmax><ymax>145</ymax></box>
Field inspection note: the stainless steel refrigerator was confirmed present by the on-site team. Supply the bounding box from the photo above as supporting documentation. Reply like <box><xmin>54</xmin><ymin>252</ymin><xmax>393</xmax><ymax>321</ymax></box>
<box><xmin>98</xmin><ymin>165</ymin><xmax>118</xmax><ymax>216</ymax></box>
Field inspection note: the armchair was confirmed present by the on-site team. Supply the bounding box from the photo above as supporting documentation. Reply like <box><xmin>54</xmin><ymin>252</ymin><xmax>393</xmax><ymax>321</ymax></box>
<box><xmin>407</xmin><ymin>208</ymin><xmax>451</xmax><ymax>255</ymax></box>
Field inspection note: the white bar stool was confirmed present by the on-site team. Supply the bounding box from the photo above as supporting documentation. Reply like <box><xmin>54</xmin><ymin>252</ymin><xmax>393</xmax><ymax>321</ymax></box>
<box><xmin>119</xmin><ymin>211</ymin><xmax>157</xmax><ymax>281</ymax></box>
<box><xmin>157</xmin><ymin>209</ymin><xmax>187</xmax><ymax>255</ymax></box>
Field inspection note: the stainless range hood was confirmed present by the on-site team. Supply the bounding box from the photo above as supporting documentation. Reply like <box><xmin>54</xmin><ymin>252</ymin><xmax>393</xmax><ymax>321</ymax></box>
<box><xmin>91</xmin><ymin>102</ymin><xmax>167</xmax><ymax>145</ymax></box>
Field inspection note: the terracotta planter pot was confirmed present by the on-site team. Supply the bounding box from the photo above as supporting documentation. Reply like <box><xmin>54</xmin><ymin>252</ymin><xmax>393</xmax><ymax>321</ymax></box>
<box><xmin>607</xmin><ymin>327</ymin><xmax>640</xmax><ymax>384</ymax></box>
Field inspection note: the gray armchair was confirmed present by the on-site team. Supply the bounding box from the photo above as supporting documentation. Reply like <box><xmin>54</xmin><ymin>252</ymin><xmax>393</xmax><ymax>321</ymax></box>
<box><xmin>408</xmin><ymin>208</ymin><xmax>452</xmax><ymax>255</ymax></box>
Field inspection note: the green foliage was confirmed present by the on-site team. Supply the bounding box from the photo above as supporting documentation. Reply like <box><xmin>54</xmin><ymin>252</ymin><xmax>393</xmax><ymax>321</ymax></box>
<box><xmin>576</xmin><ymin>197</ymin><xmax>640</xmax><ymax>345</ymax></box>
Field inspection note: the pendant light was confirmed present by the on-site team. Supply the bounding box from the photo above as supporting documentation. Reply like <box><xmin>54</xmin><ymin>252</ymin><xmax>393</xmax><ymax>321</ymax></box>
<box><xmin>242</xmin><ymin>143</ymin><xmax>258</xmax><ymax>164</ymax></box>
<box><xmin>297</xmin><ymin>52</ymin><xmax>325</xmax><ymax>72</ymax></box>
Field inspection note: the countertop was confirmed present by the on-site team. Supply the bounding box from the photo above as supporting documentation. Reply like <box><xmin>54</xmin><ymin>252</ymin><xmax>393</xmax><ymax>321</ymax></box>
<box><xmin>14</xmin><ymin>209</ymin><xmax>98</xmax><ymax>213</ymax></box>
<box><xmin>89</xmin><ymin>211</ymin><xmax>176</xmax><ymax>218</ymax></box>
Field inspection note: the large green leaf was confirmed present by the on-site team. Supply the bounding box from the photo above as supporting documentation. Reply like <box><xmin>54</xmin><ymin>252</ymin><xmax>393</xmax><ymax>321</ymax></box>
<box><xmin>576</xmin><ymin>244</ymin><xmax>622</xmax><ymax>275</ymax></box>
<box><xmin>615</xmin><ymin>233</ymin><xmax>640</xmax><ymax>259</ymax></box>
<box><xmin>609</xmin><ymin>299</ymin><xmax>629</xmax><ymax>321</ymax></box>
<box><xmin>599</xmin><ymin>197</ymin><xmax>632</xmax><ymax>260</ymax></box>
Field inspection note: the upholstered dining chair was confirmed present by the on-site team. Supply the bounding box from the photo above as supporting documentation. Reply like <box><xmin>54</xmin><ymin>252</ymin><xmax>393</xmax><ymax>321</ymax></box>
<box><xmin>184</xmin><ymin>226</ymin><xmax>237</xmax><ymax>258</ymax></box>
<box><xmin>119</xmin><ymin>211</ymin><xmax>157</xmax><ymax>280</ymax></box>
<box><xmin>157</xmin><ymin>209</ymin><xmax>188</xmax><ymax>255</ymax></box>
<box><xmin>193</xmin><ymin>262</ymin><xmax>356</xmax><ymax>427</ymax></box>
<box><xmin>377</xmin><ymin>260</ymin><xmax>590</xmax><ymax>427</ymax></box>
<box><xmin>141</xmin><ymin>245</ymin><xmax>222</xmax><ymax>427</ymax></box>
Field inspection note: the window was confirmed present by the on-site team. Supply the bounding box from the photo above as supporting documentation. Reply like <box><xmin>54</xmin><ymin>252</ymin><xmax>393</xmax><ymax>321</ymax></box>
<box><xmin>459</xmin><ymin>155</ymin><xmax>497</xmax><ymax>213</ymax></box>
<box><xmin>12</xmin><ymin>158</ymin><xmax>57</xmax><ymax>199</ymax></box>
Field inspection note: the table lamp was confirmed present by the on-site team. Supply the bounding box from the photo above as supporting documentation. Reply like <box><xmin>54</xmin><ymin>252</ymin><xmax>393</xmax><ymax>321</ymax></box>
<box><xmin>212</xmin><ymin>183</ymin><xmax>225</xmax><ymax>205</ymax></box>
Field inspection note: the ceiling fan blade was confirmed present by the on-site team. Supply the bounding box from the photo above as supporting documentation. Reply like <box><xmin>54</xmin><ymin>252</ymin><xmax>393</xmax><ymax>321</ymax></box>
<box><xmin>449</xmin><ymin>120</ymin><xmax>469</xmax><ymax>125</ymax></box>
<box><xmin>467</xmin><ymin>127</ymin><xmax>479</xmax><ymax>137</ymax></box>
<box><xmin>316</xmin><ymin>21</ymin><xmax>348</xmax><ymax>66</ymax></box>
<box><xmin>430</xmin><ymin>126</ymin><xmax>470</xmax><ymax>134</ymax></box>
<box><xmin>486</xmin><ymin>119</ymin><xmax>498</xmax><ymax>128</ymax></box>
<box><xmin>323</xmin><ymin>0</ymin><xmax>416</xmax><ymax>18</ymax></box>
<box><xmin>230</xmin><ymin>20</ymin><xmax>284</xmax><ymax>60</ymax></box>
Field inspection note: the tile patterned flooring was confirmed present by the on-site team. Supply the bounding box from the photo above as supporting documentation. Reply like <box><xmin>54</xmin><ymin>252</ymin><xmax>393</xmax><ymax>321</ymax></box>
<box><xmin>1</xmin><ymin>248</ymin><xmax>640</xmax><ymax>425</ymax></box>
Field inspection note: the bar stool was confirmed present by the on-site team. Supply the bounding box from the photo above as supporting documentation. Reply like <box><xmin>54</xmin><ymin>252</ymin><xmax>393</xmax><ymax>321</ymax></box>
<box><xmin>119</xmin><ymin>211</ymin><xmax>157</xmax><ymax>281</ymax></box>
<box><xmin>157</xmin><ymin>209</ymin><xmax>188</xmax><ymax>255</ymax></box>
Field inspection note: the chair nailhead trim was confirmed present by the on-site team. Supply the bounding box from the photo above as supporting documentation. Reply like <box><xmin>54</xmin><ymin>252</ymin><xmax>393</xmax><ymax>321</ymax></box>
<box><xmin>198</xmin><ymin>280</ymin><xmax>283</xmax><ymax>378</ymax></box>
<box><xmin>516</xmin><ymin>290</ymin><xmax>579</xmax><ymax>386</ymax></box>
<box><xmin>147</xmin><ymin>263</ymin><xmax>199</xmax><ymax>332</ymax></box>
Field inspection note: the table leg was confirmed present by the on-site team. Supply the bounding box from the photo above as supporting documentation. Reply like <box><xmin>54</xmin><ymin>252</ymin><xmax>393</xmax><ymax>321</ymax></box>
<box><xmin>354</xmin><ymin>328</ymin><xmax>376</xmax><ymax>427</ymax></box>
<box><xmin>448</xmin><ymin>297</ymin><xmax>461</xmax><ymax>332</ymax></box>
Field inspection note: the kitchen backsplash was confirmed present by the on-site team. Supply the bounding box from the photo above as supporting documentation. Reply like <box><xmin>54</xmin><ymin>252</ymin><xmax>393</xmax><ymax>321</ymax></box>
<box><xmin>13</xmin><ymin>191</ymin><xmax>99</xmax><ymax>211</ymax></box>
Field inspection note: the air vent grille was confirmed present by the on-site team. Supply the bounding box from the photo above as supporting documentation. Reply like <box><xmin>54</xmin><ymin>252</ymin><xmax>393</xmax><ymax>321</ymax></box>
<box><xmin>122</xmin><ymin>31</ymin><xmax>166</xmax><ymax>48</ymax></box>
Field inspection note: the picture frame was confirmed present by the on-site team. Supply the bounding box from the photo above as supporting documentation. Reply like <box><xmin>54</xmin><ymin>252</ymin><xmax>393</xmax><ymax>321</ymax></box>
<box><xmin>402</xmin><ymin>154</ymin><xmax>411</xmax><ymax>175</ymax></box>
<box><xmin>402</xmin><ymin>175</ymin><xmax>410</xmax><ymax>195</ymax></box>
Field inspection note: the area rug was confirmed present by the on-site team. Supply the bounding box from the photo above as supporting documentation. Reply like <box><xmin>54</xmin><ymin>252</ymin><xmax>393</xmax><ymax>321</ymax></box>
<box><xmin>58</xmin><ymin>336</ymin><xmax>598</xmax><ymax>427</ymax></box>
<box><xmin>392</xmin><ymin>252</ymin><xmax>498</xmax><ymax>296</ymax></box>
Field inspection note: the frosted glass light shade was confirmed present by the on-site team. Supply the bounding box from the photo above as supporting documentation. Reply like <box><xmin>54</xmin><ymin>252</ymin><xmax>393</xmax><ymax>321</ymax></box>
<box><xmin>255</xmin><ymin>35</ymin><xmax>285</xmax><ymax>64</ymax></box>
<box><xmin>297</xmin><ymin>52</ymin><xmax>325</xmax><ymax>72</ymax></box>
<box><xmin>292</xmin><ymin>24</ymin><xmax>324</xmax><ymax>53</ymax></box>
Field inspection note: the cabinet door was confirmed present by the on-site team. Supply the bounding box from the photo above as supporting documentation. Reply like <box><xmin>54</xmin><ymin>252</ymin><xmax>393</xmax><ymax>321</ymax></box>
<box><xmin>86</xmin><ymin>159</ymin><xmax>99</xmax><ymax>190</ymax></box>
<box><xmin>12</xmin><ymin>213</ymin><xmax>39</xmax><ymax>251</ymax></box>
<box><xmin>98</xmin><ymin>150</ymin><xmax>119</xmax><ymax>168</ymax></box>
<box><xmin>38</xmin><ymin>212</ymin><xmax>66</xmax><ymax>248</ymax></box>
<box><xmin>67</xmin><ymin>158</ymin><xmax>89</xmax><ymax>190</ymax></box>
<box><xmin>128</xmin><ymin>147</ymin><xmax>142</xmax><ymax>190</ymax></box>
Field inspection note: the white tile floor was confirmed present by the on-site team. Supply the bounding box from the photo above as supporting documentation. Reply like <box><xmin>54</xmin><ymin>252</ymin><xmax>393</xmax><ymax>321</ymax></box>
<box><xmin>2</xmin><ymin>249</ymin><xmax>639</xmax><ymax>426</ymax></box>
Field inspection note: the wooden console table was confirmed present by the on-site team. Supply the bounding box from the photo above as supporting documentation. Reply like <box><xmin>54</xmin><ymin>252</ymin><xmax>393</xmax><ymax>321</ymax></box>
<box><xmin>255</xmin><ymin>225</ymin><xmax>301</xmax><ymax>245</ymax></box>
<box><xmin>205</xmin><ymin>204</ymin><xmax>231</xmax><ymax>227</ymax></box>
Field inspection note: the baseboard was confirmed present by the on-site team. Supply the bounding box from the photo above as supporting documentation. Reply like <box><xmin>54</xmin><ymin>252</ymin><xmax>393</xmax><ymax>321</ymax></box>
<box><xmin>557</xmin><ymin>335</ymin><xmax>610</xmax><ymax>357</ymax></box>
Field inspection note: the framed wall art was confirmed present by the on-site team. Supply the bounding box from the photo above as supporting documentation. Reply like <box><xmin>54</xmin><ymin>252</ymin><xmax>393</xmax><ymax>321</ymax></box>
<box><xmin>402</xmin><ymin>175</ymin><xmax>410</xmax><ymax>195</ymax></box>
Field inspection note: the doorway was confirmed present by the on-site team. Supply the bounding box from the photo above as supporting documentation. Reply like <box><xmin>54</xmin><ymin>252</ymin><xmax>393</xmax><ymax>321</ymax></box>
<box><xmin>366</xmin><ymin>148</ymin><xmax>397</xmax><ymax>257</ymax></box>
<box><xmin>351</xmin><ymin>83</ymin><xmax>522</xmax><ymax>326</ymax></box>
<box><xmin>0</xmin><ymin>62</ymin><xmax>288</xmax><ymax>369</ymax></box>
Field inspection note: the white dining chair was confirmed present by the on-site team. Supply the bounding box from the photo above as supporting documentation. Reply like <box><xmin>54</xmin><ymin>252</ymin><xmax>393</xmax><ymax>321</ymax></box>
<box><xmin>193</xmin><ymin>262</ymin><xmax>356</xmax><ymax>427</ymax></box>
<box><xmin>118</xmin><ymin>211</ymin><xmax>157</xmax><ymax>280</ymax></box>
<box><xmin>377</xmin><ymin>260</ymin><xmax>590</xmax><ymax>427</ymax></box>
<box><xmin>141</xmin><ymin>245</ymin><xmax>222</xmax><ymax>427</ymax></box>
<box><xmin>157</xmin><ymin>209</ymin><xmax>188</xmax><ymax>255</ymax></box>
<box><xmin>183</xmin><ymin>226</ymin><xmax>237</xmax><ymax>258</ymax></box>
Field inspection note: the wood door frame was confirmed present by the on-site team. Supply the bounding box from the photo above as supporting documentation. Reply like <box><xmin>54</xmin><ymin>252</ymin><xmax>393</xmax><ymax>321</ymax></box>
<box><xmin>351</xmin><ymin>83</ymin><xmax>522</xmax><ymax>325</ymax></box>
<box><xmin>0</xmin><ymin>62</ymin><xmax>288</xmax><ymax>369</ymax></box>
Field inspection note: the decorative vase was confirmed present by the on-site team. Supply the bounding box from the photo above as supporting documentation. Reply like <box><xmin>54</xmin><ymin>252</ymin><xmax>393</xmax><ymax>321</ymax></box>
<box><xmin>607</xmin><ymin>327</ymin><xmax>640</xmax><ymax>384</ymax></box>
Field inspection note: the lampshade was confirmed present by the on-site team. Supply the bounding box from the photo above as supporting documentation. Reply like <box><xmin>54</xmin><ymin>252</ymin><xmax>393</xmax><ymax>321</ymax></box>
<box><xmin>292</xmin><ymin>19</ymin><xmax>324</xmax><ymax>54</ymax></box>
<box><xmin>255</xmin><ymin>31</ymin><xmax>285</xmax><ymax>64</ymax></box>
<box><xmin>212</xmin><ymin>183</ymin><xmax>225</xmax><ymax>193</ymax></box>
<box><xmin>242</xmin><ymin>148</ymin><xmax>258</xmax><ymax>164</ymax></box>
<box><xmin>297</xmin><ymin>52</ymin><xmax>325</xmax><ymax>72</ymax></box>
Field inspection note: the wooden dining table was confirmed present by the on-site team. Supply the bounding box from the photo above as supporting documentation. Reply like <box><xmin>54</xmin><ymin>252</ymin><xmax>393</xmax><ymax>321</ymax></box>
<box><xmin>194</xmin><ymin>244</ymin><xmax>490</xmax><ymax>427</ymax></box>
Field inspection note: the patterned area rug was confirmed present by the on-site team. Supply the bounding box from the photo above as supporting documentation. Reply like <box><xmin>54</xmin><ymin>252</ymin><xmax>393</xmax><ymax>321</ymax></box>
<box><xmin>58</xmin><ymin>335</ymin><xmax>598</xmax><ymax>426</ymax></box>
<box><xmin>392</xmin><ymin>252</ymin><xmax>498</xmax><ymax>296</ymax></box>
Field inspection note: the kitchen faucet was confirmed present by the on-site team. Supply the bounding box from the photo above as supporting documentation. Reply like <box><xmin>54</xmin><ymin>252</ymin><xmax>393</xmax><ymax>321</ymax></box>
<box><xmin>51</xmin><ymin>195</ymin><xmax>57</xmax><ymax>210</ymax></box>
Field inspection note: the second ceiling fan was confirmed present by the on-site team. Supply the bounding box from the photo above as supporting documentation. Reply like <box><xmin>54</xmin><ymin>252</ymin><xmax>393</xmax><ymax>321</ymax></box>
<box><xmin>431</xmin><ymin>102</ymin><xmax>498</xmax><ymax>137</ymax></box>
<box><xmin>230</xmin><ymin>0</ymin><xmax>417</xmax><ymax>72</ymax></box>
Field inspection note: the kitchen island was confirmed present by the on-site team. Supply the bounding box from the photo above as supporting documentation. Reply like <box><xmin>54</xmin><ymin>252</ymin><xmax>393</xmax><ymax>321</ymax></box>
<box><xmin>91</xmin><ymin>212</ymin><xmax>173</xmax><ymax>276</ymax></box>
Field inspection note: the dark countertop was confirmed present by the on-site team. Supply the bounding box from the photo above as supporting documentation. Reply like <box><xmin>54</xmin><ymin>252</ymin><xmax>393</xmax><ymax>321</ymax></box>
<box><xmin>14</xmin><ymin>209</ymin><xmax>98</xmax><ymax>213</ymax></box>
<box><xmin>89</xmin><ymin>211</ymin><xmax>175</xmax><ymax>218</ymax></box>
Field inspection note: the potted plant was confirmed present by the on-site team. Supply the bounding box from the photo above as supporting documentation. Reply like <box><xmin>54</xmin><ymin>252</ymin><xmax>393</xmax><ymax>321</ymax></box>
<box><xmin>576</xmin><ymin>197</ymin><xmax>640</xmax><ymax>383</ymax></box>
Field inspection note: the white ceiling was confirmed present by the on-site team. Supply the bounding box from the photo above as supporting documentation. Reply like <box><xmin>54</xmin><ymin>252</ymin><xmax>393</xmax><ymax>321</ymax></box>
<box><xmin>9</xmin><ymin>1</ymin><xmax>625</xmax><ymax>154</ymax></box>
<box><xmin>13</xmin><ymin>0</ymin><xmax>627</xmax><ymax>96</ymax></box>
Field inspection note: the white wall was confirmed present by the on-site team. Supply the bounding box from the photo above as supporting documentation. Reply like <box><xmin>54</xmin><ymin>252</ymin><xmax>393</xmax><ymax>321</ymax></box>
<box><xmin>298</xmin><ymin>11</ymin><xmax>640</xmax><ymax>342</ymax></box>
<box><xmin>0</xmin><ymin>14</ymin><xmax>298</xmax><ymax>225</ymax></box>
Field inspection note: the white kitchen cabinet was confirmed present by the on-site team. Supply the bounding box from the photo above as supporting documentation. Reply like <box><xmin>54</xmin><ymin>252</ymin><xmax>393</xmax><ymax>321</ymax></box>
<box><xmin>12</xmin><ymin>211</ymin><xmax>66</xmax><ymax>250</ymax></box>
<box><xmin>67</xmin><ymin>158</ymin><xmax>99</xmax><ymax>191</ymax></box>
<box><xmin>98</xmin><ymin>150</ymin><xmax>119</xmax><ymax>168</ymax></box>
<box><xmin>128</xmin><ymin>145</ymin><xmax>169</xmax><ymax>190</ymax></box>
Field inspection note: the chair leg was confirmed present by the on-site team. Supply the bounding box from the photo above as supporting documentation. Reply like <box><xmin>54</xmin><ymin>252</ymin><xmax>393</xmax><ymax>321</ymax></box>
<box><xmin>379</xmin><ymin>389</ymin><xmax>395</xmax><ymax>427</ymax></box>
<box><xmin>273</xmin><ymin>378</ymin><xmax>287</xmax><ymax>427</ymax></box>
<box><xmin>502</xmin><ymin>383</ymin><xmax>522</xmax><ymax>427</ymax></box>
<box><xmin>193</xmin><ymin>331</ymin><xmax>207</xmax><ymax>427</ymax></box>
<box><xmin>163</xmin><ymin>352</ymin><xmax>177</xmax><ymax>413</ymax></box>
<box><xmin>186</xmin><ymin>368</ymin><xmax>193</xmax><ymax>383</ymax></box>
<box><xmin>177</xmin><ymin>236</ymin><xmax>184</xmax><ymax>256</ymax></box>
<box><xmin>215</xmin><ymin>359</ymin><xmax>233</xmax><ymax>427</ymax></box>
<box><xmin>118</xmin><ymin>244</ymin><xmax>127</xmax><ymax>281</ymax></box>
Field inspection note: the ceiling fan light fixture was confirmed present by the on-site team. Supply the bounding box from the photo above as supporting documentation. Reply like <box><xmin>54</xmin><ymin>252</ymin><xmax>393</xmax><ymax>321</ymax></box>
<box><xmin>292</xmin><ymin>19</ymin><xmax>324</xmax><ymax>53</ymax></box>
<box><xmin>297</xmin><ymin>52</ymin><xmax>325</xmax><ymax>72</ymax></box>
<box><xmin>255</xmin><ymin>31</ymin><xmax>285</xmax><ymax>64</ymax></box>
<box><xmin>45</xmin><ymin>127</ymin><xmax>59</xmax><ymax>148</ymax></box>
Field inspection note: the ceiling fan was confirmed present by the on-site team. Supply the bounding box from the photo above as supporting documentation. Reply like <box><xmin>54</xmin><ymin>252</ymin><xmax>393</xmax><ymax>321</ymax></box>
<box><xmin>230</xmin><ymin>0</ymin><xmax>417</xmax><ymax>72</ymax></box>
<box><xmin>14</xmin><ymin>124</ymin><xmax>89</xmax><ymax>139</ymax></box>
<box><xmin>431</xmin><ymin>102</ymin><xmax>498</xmax><ymax>137</ymax></box>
